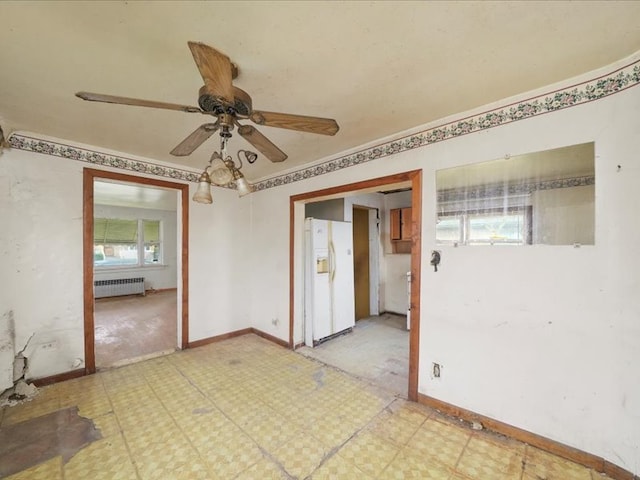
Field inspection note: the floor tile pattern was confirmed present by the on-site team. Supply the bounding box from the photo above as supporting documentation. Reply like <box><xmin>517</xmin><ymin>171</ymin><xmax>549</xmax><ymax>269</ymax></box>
<box><xmin>1</xmin><ymin>334</ymin><xmax>613</xmax><ymax>479</ymax></box>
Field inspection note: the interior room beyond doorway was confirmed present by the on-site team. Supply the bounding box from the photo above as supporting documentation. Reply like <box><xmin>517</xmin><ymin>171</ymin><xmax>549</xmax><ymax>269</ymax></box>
<box><xmin>83</xmin><ymin>169</ymin><xmax>189</xmax><ymax>374</ymax></box>
<box><xmin>298</xmin><ymin>312</ymin><xmax>409</xmax><ymax>397</ymax></box>
<box><xmin>94</xmin><ymin>290</ymin><xmax>177</xmax><ymax>369</ymax></box>
<box><xmin>92</xmin><ymin>179</ymin><xmax>180</xmax><ymax>369</ymax></box>
<box><xmin>292</xmin><ymin>170</ymin><xmax>421</xmax><ymax>400</ymax></box>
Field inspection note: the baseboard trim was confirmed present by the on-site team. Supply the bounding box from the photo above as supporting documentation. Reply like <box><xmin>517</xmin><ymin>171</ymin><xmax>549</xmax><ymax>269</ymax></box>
<box><xmin>250</xmin><ymin>328</ymin><xmax>290</xmax><ymax>348</ymax></box>
<box><xmin>30</xmin><ymin>368</ymin><xmax>86</xmax><ymax>387</ymax></box>
<box><xmin>379</xmin><ymin>310</ymin><xmax>407</xmax><ymax>317</ymax></box>
<box><xmin>186</xmin><ymin>328</ymin><xmax>252</xmax><ymax>348</ymax></box>
<box><xmin>186</xmin><ymin>328</ymin><xmax>290</xmax><ymax>350</ymax></box>
<box><xmin>418</xmin><ymin>393</ymin><xmax>637</xmax><ymax>480</ymax></box>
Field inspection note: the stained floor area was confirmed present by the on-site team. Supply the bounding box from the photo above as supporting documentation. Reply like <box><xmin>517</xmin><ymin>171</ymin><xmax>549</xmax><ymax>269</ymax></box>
<box><xmin>94</xmin><ymin>289</ymin><xmax>177</xmax><ymax>369</ymax></box>
<box><xmin>0</xmin><ymin>334</ymin><xmax>610</xmax><ymax>479</ymax></box>
<box><xmin>297</xmin><ymin>313</ymin><xmax>409</xmax><ymax>397</ymax></box>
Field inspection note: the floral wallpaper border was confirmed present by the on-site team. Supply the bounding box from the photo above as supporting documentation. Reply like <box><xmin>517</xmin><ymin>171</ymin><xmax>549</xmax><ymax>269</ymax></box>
<box><xmin>8</xmin><ymin>135</ymin><xmax>201</xmax><ymax>184</ymax></box>
<box><xmin>437</xmin><ymin>175</ymin><xmax>595</xmax><ymax>203</ymax></box>
<box><xmin>9</xmin><ymin>57</ymin><xmax>640</xmax><ymax>191</ymax></box>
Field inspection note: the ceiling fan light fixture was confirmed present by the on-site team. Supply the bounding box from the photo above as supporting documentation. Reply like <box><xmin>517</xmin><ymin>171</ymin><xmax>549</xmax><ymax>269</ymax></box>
<box><xmin>193</xmin><ymin>171</ymin><xmax>213</xmax><ymax>204</ymax></box>
<box><xmin>206</xmin><ymin>151</ymin><xmax>232</xmax><ymax>185</ymax></box>
<box><xmin>209</xmin><ymin>164</ymin><xmax>234</xmax><ymax>186</ymax></box>
<box><xmin>239</xmin><ymin>149</ymin><xmax>258</xmax><ymax>164</ymax></box>
<box><xmin>235</xmin><ymin>175</ymin><xmax>253</xmax><ymax>197</ymax></box>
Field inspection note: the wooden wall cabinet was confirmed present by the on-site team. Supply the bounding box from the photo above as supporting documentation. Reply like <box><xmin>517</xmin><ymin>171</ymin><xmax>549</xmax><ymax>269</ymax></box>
<box><xmin>390</xmin><ymin>207</ymin><xmax>412</xmax><ymax>253</ymax></box>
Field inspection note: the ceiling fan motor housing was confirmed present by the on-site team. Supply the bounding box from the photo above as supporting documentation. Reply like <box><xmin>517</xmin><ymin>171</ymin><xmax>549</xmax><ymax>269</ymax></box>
<box><xmin>198</xmin><ymin>86</ymin><xmax>252</xmax><ymax>117</ymax></box>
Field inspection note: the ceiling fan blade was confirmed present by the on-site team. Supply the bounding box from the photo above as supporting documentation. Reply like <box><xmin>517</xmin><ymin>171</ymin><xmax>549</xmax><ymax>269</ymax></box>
<box><xmin>170</xmin><ymin>123</ymin><xmax>219</xmax><ymax>156</ymax></box>
<box><xmin>238</xmin><ymin>125</ymin><xmax>287</xmax><ymax>163</ymax></box>
<box><xmin>188</xmin><ymin>42</ymin><xmax>234</xmax><ymax>104</ymax></box>
<box><xmin>76</xmin><ymin>92</ymin><xmax>203</xmax><ymax>113</ymax></box>
<box><xmin>250</xmin><ymin>110</ymin><xmax>339</xmax><ymax>136</ymax></box>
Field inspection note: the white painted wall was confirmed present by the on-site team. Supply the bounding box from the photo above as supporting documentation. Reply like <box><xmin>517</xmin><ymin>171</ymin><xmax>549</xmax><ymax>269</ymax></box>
<box><xmin>0</xmin><ymin>148</ymin><xmax>252</xmax><ymax>383</ymax></box>
<box><xmin>0</xmin><ymin>165</ymin><xmax>15</xmax><ymax>390</ymax></box>
<box><xmin>532</xmin><ymin>185</ymin><xmax>595</xmax><ymax>245</ymax></box>
<box><xmin>93</xmin><ymin>204</ymin><xmax>178</xmax><ymax>291</ymax></box>
<box><xmin>188</xmin><ymin>186</ymin><xmax>253</xmax><ymax>341</ymax></box>
<box><xmin>0</xmin><ymin>311</ymin><xmax>14</xmax><ymax>391</ymax></box>
<box><xmin>249</xmin><ymin>77</ymin><xmax>640</xmax><ymax>473</ymax></box>
<box><xmin>0</xmin><ymin>151</ymin><xmax>85</xmax><ymax>381</ymax></box>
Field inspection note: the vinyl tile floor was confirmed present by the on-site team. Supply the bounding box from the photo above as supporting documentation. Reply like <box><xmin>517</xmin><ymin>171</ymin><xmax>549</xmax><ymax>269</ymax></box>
<box><xmin>0</xmin><ymin>334</ymin><xmax>612</xmax><ymax>479</ymax></box>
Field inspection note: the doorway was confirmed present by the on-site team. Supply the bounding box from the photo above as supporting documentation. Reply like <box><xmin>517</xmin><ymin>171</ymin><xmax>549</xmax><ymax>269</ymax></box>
<box><xmin>290</xmin><ymin>170</ymin><xmax>422</xmax><ymax>401</ymax></box>
<box><xmin>83</xmin><ymin>168</ymin><xmax>189</xmax><ymax>374</ymax></box>
<box><xmin>92</xmin><ymin>180</ymin><xmax>179</xmax><ymax>369</ymax></box>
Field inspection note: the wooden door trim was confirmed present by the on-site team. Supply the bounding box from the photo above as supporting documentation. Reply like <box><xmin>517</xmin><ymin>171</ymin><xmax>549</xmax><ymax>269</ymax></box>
<box><xmin>289</xmin><ymin>169</ymin><xmax>422</xmax><ymax>401</ymax></box>
<box><xmin>83</xmin><ymin>168</ymin><xmax>189</xmax><ymax>374</ymax></box>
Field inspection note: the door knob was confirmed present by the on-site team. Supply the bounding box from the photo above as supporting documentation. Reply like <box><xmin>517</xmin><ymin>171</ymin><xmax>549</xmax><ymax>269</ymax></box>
<box><xmin>430</xmin><ymin>250</ymin><xmax>441</xmax><ymax>272</ymax></box>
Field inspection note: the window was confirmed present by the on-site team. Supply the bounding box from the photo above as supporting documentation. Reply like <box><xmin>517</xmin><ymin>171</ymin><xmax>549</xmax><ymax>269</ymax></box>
<box><xmin>437</xmin><ymin>208</ymin><xmax>531</xmax><ymax>246</ymax></box>
<box><xmin>436</xmin><ymin>142</ymin><xmax>594</xmax><ymax>246</ymax></box>
<box><xmin>143</xmin><ymin>220</ymin><xmax>161</xmax><ymax>265</ymax></box>
<box><xmin>94</xmin><ymin>218</ymin><xmax>162</xmax><ymax>267</ymax></box>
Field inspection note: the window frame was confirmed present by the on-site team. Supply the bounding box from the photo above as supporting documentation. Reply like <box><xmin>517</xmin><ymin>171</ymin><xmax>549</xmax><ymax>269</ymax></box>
<box><xmin>436</xmin><ymin>206</ymin><xmax>532</xmax><ymax>246</ymax></box>
<box><xmin>94</xmin><ymin>217</ymin><xmax>163</xmax><ymax>268</ymax></box>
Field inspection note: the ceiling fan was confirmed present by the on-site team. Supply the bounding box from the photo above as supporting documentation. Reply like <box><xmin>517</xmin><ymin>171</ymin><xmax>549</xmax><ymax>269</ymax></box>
<box><xmin>75</xmin><ymin>41</ymin><xmax>339</xmax><ymax>164</ymax></box>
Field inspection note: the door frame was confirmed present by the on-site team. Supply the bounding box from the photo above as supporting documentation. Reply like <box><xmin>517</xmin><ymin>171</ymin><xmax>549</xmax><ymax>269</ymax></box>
<box><xmin>83</xmin><ymin>168</ymin><xmax>189</xmax><ymax>374</ymax></box>
<box><xmin>289</xmin><ymin>169</ymin><xmax>422</xmax><ymax>401</ymax></box>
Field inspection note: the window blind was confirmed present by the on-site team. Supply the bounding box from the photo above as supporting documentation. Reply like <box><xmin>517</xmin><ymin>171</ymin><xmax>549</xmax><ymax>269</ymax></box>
<box><xmin>143</xmin><ymin>220</ymin><xmax>160</xmax><ymax>244</ymax></box>
<box><xmin>94</xmin><ymin>218</ymin><xmax>138</xmax><ymax>244</ymax></box>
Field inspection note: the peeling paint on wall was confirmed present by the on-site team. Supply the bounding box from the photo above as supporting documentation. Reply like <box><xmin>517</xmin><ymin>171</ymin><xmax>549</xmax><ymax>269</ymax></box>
<box><xmin>0</xmin><ymin>325</ymin><xmax>39</xmax><ymax>405</ymax></box>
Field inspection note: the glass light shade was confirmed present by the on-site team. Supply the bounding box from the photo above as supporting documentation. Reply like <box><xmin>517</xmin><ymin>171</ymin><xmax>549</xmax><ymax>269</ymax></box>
<box><xmin>210</xmin><ymin>166</ymin><xmax>233</xmax><ymax>186</ymax></box>
<box><xmin>209</xmin><ymin>154</ymin><xmax>233</xmax><ymax>185</ymax></box>
<box><xmin>236</xmin><ymin>176</ymin><xmax>253</xmax><ymax>197</ymax></box>
<box><xmin>193</xmin><ymin>180</ymin><xmax>213</xmax><ymax>204</ymax></box>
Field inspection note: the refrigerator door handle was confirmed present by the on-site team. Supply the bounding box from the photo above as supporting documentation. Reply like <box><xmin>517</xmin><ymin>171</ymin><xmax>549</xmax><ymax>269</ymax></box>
<box><xmin>329</xmin><ymin>240</ymin><xmax>337</xmax><ymax>282</ymax></box>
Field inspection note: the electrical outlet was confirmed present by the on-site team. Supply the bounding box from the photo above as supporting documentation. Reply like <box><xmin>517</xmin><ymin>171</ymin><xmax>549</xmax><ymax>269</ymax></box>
<box><xmin>432</xmin><ymin>362</ymin><xmax>441</xmax><ymax>378</ymax></box>
<box><xmin>271</xmin><ymin>318</ymin><xmax>279</xmax><ymax>326</ymax></box>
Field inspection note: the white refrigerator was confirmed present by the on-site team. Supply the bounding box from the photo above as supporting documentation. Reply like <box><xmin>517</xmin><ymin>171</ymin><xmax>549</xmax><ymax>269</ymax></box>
<box><xmin>304</xmin><ymin>218</ymin><xmax>355</xmax><ymax>346</ymax></box>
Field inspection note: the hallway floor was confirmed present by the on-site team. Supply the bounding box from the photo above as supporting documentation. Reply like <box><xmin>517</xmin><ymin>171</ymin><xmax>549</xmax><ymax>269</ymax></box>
<box><xmin>94</xmin><ymin>289</ymin><xmax>177</xmax><ymax>369</ymax></box>
<box><xmin>297</xmin><ymin>313</ymin><xmax>409</xmax><ymax>397</ymax></box>
<box><xmin>0</xmin><ymin>334</ymin><xmax>609</xmax><ymax>479</ymax></box>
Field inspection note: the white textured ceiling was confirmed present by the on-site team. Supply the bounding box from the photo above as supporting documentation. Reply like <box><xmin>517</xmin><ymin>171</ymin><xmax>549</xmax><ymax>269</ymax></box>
<box><xmin>1</xmin><ymin>1</ymin><xmax>639</xmax><ymax>182</ymax></box>
<box><xmin>94</xmin><ymin>180</ymin><xmax>177</xmax><ymax>211</ymax></box>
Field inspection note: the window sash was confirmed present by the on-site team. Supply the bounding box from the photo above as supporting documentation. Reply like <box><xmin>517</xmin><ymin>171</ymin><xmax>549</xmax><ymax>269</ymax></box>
<box><xmin>436</xmin><ymin>207</ymin><xmax>531</xmax><ymax>246</ymax></box>
<box><xmin>95</xmin><ymin>218</ymin><xmax>162</xmax><ymax>267</ymax></box>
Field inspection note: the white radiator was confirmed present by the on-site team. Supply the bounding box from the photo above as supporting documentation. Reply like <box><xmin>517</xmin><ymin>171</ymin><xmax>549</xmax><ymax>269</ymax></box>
<box><xmin>94</xmin><ymin>277</ymin><xmax>145</xmax><ymax>298</ymax></box>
